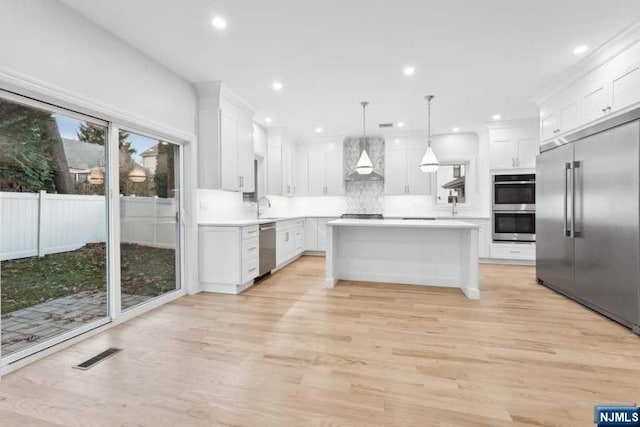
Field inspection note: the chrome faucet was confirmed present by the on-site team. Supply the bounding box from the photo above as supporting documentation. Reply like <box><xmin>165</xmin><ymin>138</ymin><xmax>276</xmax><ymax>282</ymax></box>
<box><xmin>451</xmin><ymin>196</ymin><xmax>458</xmax><ymax>217</ymax></box>
<box><xmin>257</xmin><ymin>196</ymin><xmax>271</xmax><ymax>217</ymax></box>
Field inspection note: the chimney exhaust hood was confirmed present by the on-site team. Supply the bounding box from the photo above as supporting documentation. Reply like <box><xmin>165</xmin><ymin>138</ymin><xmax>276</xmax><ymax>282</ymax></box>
<box><xmin>344</xmin><ymin>102</ymin><xmax>384</xmax><ymax>182</ymax></box>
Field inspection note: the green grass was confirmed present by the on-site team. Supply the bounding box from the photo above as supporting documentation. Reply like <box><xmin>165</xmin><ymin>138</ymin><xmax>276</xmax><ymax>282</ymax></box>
<box><xmin>1</xmin><ymin>243</ymin><xmax>176</xmax><ymax>314</ymax></box>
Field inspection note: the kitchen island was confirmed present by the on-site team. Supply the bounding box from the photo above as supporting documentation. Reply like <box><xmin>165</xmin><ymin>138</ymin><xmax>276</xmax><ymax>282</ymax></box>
<box><xmin>325</xmin><ymin>219</ymin><xmax>480</xmax><ymax>299</ymax></box>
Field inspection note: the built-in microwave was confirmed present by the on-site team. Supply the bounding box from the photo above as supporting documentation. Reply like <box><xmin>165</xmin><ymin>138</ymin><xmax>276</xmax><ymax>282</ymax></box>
<box><xmin>492</xmin><ymin>173</ymin><xmax>535</xmax><ymax>211</ymax></box>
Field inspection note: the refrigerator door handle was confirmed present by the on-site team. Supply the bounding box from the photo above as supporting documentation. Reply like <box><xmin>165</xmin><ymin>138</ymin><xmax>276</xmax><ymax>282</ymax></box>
<box><xmin>572</xmin><ymin>161</ymin><xmax>580</xmax><ymax>238</ymax></box>
<box><xmin>564</xmin><ymin>162</ymin><xmax>572</xmax><ymax>237</ymax></box>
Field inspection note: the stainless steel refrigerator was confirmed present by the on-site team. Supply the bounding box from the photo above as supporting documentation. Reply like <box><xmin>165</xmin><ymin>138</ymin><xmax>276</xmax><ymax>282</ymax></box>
<box><xmin>537</xmin><ymin>107</ymin><xmax>640</xmax><ymax>335</ymax></box>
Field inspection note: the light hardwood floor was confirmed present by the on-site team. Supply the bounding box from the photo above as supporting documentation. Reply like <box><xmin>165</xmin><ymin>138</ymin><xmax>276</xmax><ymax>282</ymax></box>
<box><xmin>1</xmin><ymin>256</ymin><xmax>639</xmax><ymax>426</ymax></box>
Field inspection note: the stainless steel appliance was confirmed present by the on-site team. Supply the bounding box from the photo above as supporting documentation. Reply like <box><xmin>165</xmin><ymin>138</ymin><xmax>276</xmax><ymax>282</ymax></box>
<box><xmin>492</xmin><ymin>173</ymin><xmax>536</xmax><ymax>242</ymax></box>
<box><xmin>492</xmin><ymin>211</ymin><xmax>536</xmax><ymax>242</ymax></box>
<box><xmin>258</xmin><ymin>222</ymin><xmax>276</xmax><ymax>276</ymax></box>
<box><xmin>340</xmin><ymin>214</ymin><xmax>384</xmax><ymax>219</ymax></box>
<box><xmin>537</xmin><ymin>107</ymin><xmax>640</xmax><ymax>335</ymax></box>
<box><xmin>492</xmin><ymin>173</ymin><xmax>535</xmax><ymax>211</ymax></box>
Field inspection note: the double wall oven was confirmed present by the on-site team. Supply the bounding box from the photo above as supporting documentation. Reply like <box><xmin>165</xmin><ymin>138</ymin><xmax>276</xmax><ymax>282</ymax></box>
<box><xmin>492</xmin><ymin>173</ymin><xmax>536</xmax><ymax>242</ymax></box>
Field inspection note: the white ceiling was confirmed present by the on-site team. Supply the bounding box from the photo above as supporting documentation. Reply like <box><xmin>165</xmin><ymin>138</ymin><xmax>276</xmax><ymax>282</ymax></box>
<box><xmin>60</xmin><ymin>0</ymin><xmax>640</xmax><ymax>138</ymax></box>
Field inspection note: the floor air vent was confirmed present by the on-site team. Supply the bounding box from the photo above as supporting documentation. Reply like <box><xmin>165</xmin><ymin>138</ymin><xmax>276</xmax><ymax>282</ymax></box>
<box><xmin>73</xmin><ymin>347</ymin><xmax>122</xmax><ymax>370</ymax></box>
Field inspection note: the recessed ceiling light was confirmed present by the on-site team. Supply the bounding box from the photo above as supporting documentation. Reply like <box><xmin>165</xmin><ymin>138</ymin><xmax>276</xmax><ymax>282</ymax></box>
<box><xmin>315</xmin><ymin>127</ymin><xmax>323</xmax><ymax>133</ymax></box>
<box><xmin>452</xmin><ymin>127</ymin><xmax>460</xmax><ymax>132</ymax></box>
<box><xmin>403</xmin><ymin>66</ymin><xmax>416</xmax><ymax>76</ymax></box>
<box><xmin>272</xmin><ymin>81</ymin><xmax>283</xmax><ymax>91</ymax></box>
<box><xmin>265</xmin><ymin>117</ymin><xmax>272</xmax><ymax>124</ymax></box>
<box><xmin>211</xmin><ymin>16</ymin><xmax>227</xmax><ymax>30</ymax></box>
<box><xmin>573</xmin><ymin>44</ymin><xmax>588</xmax><ymax>55</ymax></box>
<box><xmin>397</xmin><ymin>121</ymin><xmax>405</xmax><ymax>128</ymax></box>
<box><xmin>492</xmin><ymin>114</ymin><xmax>501</xmax><ymax>121</ymax></box>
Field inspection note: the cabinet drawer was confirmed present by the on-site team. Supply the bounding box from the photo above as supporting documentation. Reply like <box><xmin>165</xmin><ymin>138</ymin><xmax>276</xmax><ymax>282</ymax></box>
<box><xmin>242</xmin><ymin>237</ymin><xmax>259</xmax><ymax>260</ymax></box>
<box><xmin>242</xmin><ymin>225</ymin><xmax>259</xmax><ymax>239</ymax></box>
<box><xmin>491</xmin><ymin>243</ymin><xmax>535</xmax><ymax>260</ymax></box>
<box><xmin>242</xmin><ymin>258</ymin><xmax>259</xmax><ymax>283</ymax></box>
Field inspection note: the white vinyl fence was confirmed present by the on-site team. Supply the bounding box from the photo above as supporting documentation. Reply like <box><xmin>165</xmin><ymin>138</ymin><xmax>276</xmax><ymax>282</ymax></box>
<box><xmin>0</xmin><ymin>192</ymin><xmax>177</xmax><ymax>261</ymax></box>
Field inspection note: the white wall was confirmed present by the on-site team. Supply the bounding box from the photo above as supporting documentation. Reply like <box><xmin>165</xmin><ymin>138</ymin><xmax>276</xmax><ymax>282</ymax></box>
<box><xmin>0</xmin><ymin>0</ymin><xmax>197</xmax><ymax>139</ymax></box>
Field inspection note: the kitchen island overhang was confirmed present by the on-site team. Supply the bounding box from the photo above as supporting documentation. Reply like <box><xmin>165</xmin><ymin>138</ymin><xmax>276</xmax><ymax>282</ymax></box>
<box><xmin>325</xmin><ymin>219</ymin><xmax>480</xmax><ymax>299</ymax></box>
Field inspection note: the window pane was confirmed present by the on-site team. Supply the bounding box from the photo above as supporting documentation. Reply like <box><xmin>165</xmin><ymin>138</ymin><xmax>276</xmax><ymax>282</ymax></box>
<box><xmin>0</xmin><ymin>96</ymin><xmax>109</xmax><ymax>357</ymax></box>
<box><xmin>436</xmin><ymin>163</ymin><xmax>466</xmax><ymax>204</ymax></box>
<box><xmin>119</xmin><ymin>131</ymin><xmax>180</xmax><ymax>311</ymax></box>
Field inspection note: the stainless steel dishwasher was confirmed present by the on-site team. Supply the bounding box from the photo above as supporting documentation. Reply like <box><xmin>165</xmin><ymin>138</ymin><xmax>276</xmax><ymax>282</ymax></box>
<box><xmin>258</xmin><ymin>222</ymin><xmax>276</xmax><ymax>276</ymax></box>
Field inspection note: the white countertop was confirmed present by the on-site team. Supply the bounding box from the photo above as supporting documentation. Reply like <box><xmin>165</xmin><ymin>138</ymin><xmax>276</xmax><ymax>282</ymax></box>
<box><xmin>198</xmin><ymin>215</ymin><xmax>488</xmax><ymax>227</ymax></box>
<box><xmin>198</xmin><ymin>216</ymin><xmax>309</xmax><ymax>226</ymax></box>
<box><xmin>327</xmin><ymin>218</ymin><xmax>480</xmax><ymax>229</ymax></box>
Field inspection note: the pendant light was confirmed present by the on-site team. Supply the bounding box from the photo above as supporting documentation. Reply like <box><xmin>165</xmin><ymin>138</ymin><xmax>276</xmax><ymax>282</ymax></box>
<box><xmin>420</xmin><ymin>95</ymin><xmax>440</xmax><ymax>173</ymax></box>
<box><xmin>355</xmin><ymin>101</ymin><xmax>374</xmax><ymax>175</ymax></box>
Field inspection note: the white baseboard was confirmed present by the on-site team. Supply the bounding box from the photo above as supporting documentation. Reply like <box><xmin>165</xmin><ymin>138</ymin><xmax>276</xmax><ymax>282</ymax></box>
<box><xmin>201</xmin><ymin>280</ymin><xmax>254</xmax><ymax>295</ymax></box>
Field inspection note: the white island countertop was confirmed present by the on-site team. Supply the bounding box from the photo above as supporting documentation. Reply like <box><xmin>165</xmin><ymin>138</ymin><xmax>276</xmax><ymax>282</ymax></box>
<box><xmin>325</xmin><ymin>218</ymin><xmax>480</xmax><ymax>299</ymax></box>
<box><xmin>327</xmin><ymin>218</ymin><xmax>480</xmax><ymax>229</ymax></box>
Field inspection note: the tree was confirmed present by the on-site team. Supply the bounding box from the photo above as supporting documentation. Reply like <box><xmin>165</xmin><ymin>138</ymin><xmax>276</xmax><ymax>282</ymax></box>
<box><xmin>43</xmin><ymin>116</ymin><xmax>75</xmax><ymax>194</ymax></box>
<box><xmin>77</xmin><ymin>123</ymin><xmax>130</xmax><ymax>147</ymax></box>
<box><xmin>0</xmin><ymin>101</ymin><xmax>57</xmax><ymax>192</ymax></box>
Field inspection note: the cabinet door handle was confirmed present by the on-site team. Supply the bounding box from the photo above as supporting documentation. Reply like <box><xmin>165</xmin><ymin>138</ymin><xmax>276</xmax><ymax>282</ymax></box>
<box><xmin>553</xmin><ymin>129</ymin><xmax>560</xmax><ymax>134</ymax></box>
<box><xmin>286</xmin><ymin>185</ymin><xmax>290</xmax><ymax>194</ymax></box>
<box><xmin>511</xmin><ymin>158</ymin><xmax>515</xmax><ymax>167</ymax></box>
<box><xmin>602</xmin><ymin>108</ymin><xmax>607</xmax><ymax>114</ymax></box>
<box><xmin>248</xmin><ymin>247</ymin><xmax>257</xmax><ymax>251</ymax></box>
<box><xmin>607</xmin><ymin>106</ymin><xmax>612</xmax><ymax>112</ymax></box>
<box><xmin>293</xmin><ymin>186</ymin><xmax>296</xmax><ymax>194</ymax></box>
<box><xmin>516</xmin><ymin>158</ymin><xmax>519</xmax><ymax>167</ymax></box>
<box><xmin>285</xmin><ymin>232</ymin><xmax>289</xmax><ymax>241</ymax></box>
<box><xmin>248</xmin><ymin>267</ymin><xmax>257</xmax><ymax>272</ymax></box>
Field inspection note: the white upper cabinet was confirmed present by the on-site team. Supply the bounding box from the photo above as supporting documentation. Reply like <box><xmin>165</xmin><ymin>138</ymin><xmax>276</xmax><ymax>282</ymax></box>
<box><xmin>282</xmin><ymin>139</ymin><xmax>296</xmax><ymax>196</ymax></box>
<box><xmin>611</xmin><ymin>61</ymin><xmax>640</xmax><ymax>111</ymax></box>
<box><xmin>489</xmin><ymin>121</ymin><xmax>539</xmax><ymax>170</ymax></box>
<box><xmin>220</xmin><ymin>113</ymin><xmax>254</xmax><ymax>192</ymax></box>
<box><xmin>295</xmin><ymin>145</ymin><xmax>308</xmax><ymax>196</ymax></box>
<box><xmin>237</xmin><ymin>123</ymin><xmax>255</xmax><ymax>193</ymax></box>
<box><xmin>305</xmin><ymin>142</ymin><xmax>344</xmax><ymax>196</ymax></box>
<box><xmin>196</xmin><ymin>82</ymin><xmax>255</xmax><ymax>192</ymax></box>
<box><xmin>307</xmin><ymin>144</ymin><xmax>326</xmax><ymax>196</ymax></box>
<box><xmin>538</xmin><ymin>30</ymin><xmax>640</xmax><ymax>143</ymax></box>
<box><xmin>323</xmin><ymin>142</ymin><xmax>344</xmax><ymax>196</ymax></box>
<box><xmin>220</xmin><ymin>112</ymin><xmax>238</xmax><ymax>191</ymax></box>
<box><xmin>384</xmin><ymin>139</ymin><xmax>431</xmax><ymax>195</ymax></box>
<box><xmin>267</xmin><ymin>129</ymin><xmax>298</xmax><ymax>196</ymax></box>
<box><xmin>384</xmin><ymin>144</ymin><xmax>406</xmax><ymax>195</ymax></box>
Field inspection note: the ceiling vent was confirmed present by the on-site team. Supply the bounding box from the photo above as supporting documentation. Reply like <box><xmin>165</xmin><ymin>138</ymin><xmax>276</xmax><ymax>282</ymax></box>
<box><xmin>378</xmin><ymin>123</ymin><xmax>394</xmax><ymax>128</ymax></box>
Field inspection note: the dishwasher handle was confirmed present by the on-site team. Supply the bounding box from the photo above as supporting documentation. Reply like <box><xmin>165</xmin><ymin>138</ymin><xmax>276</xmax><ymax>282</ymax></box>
<box><xmin>259</xmin><ymin>225</ymin><xmax>276</xmax><ymax>231</ymax></box>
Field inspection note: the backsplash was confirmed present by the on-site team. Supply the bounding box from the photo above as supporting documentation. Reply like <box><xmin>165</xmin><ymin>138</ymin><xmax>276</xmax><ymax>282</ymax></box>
<box><xmin>343</xmin><ymin>136</ymin><xmax>385</xmax><ymax>214</ymax></box>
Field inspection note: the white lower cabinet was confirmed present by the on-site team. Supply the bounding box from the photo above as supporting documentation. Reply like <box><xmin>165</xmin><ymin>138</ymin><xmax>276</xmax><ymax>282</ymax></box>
<box><xmin>199</xmin><ymin>225</ymin><xmax>259</xmax><ymax>294</ymax></box>
<box><xmin>302</xmin><ymin>217</ymin><xmax>337</xmax><ymax>252</ymax></box>
<box><xmin>490</xmin><ymin>242</ymin><xmax>535</xmax><ymax>261</ymax></box>
<box><xmin>304</xmin><ymin>218</ymin><xmax>318</xmax><ymax>250</ymax></box>
<box><xmin>276</xmin><ymin>219</ymin><xmax>304</xmax><ymax>267</ymax></box>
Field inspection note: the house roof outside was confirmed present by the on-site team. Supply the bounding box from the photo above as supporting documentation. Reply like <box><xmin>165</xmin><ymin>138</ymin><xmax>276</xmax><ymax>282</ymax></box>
<box><xmin>140</xmin><ymin>144</ymin><xmax>158</xmax><ymax>157</ymax></box>
<box><xmin>62</xmin><ymin>139</ymin><xmax>105</xmax><ymax>171</ymax></box>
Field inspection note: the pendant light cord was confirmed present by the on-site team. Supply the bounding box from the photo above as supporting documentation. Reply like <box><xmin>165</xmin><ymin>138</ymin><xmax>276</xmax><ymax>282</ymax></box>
<box><xmin>425</xmin><ymin>95</ymin><xmax>434</xmax><ymax>148</ymax></box>
<box><xmin>360</xmin><ymin>101</ymin><xmax>369</xmax><ymax>150</ymax></box>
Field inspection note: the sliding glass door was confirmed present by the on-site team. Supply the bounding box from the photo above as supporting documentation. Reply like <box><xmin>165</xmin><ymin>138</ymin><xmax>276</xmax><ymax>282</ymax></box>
<box><xmin>0</xmin><ymin>93</ymin><xmax>110</xmax><ymax>360</ymax></box>
<box><xmin>1</xmin><ymin>91</ymin><xmax>184</xmax><ymax>366</ymax></box>
<box><xmin>118</xmin><ymin>130</ymin><xmax>180</xmax><ymax>311</ymax></box>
